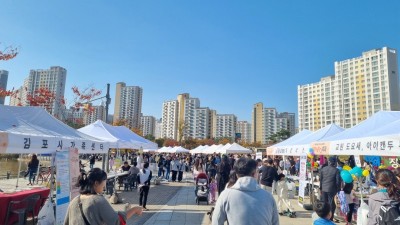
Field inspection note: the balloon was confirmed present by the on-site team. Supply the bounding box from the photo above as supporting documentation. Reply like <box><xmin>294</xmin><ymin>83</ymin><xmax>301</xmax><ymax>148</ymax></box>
<box><xmin>379</xmin><ymin>165</ymin><xmax>387</xmax><ymax>169</ymax></box>
<box><xmin>306</xmin><ymin>162</ymin><xmax>311</xmax><ymax>167</ymax></box>
<box><xmin>350</xmin><ymin>166</ymin><xmax>363</xmax><ymax>177</ymax></box>
<box><xmin>308</xmin><ymin>148</ymin><xmax>315</xmax><ymax>156</ymax></box>
<box><xmin>307</xmin><ymin>153</ymin><xmax>314</xmax><ymax>159</ymax></box>
<box><xmin>343</xmin><ymin>165</ymin><xmax>352</xmax><ymax>171</ymax></box>
<box><xmin>351</xmin><ymin>174</ymin><xmax>357</xmax><ymax>180</ymax></box>
<box><xmin>340</xmin><ymin>170</ymin><xmax>353</xmax><ymax>183</ymax></box>
<box><xmin>388</xmin><ymin>166</ymin><xmax>394</xmax><ymax>170</ymax></box>
<box><xmin>362</xmin><ymin>170</ymin><xmax>370</xmax><ymax>177</ymax></box>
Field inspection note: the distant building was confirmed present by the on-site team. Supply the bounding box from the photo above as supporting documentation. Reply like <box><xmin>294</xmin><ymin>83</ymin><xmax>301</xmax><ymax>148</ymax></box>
<box><xmin>10</xmin><ymin>66</ymin><xmax>67</xmax><ymax>118</ymax></box>
<box><xmin>161</xmin><ymin>100</ymin><xmax>179</xmax><ymax>139</ymax></box>
<box><xmin>252</xmin><ymin>102</ymin><xmax>296</xmax><ymax>144</ymax></box>
<box><xmin>83</xmin><ymin>104</ymin><xmax>106</xmax><ymax>125</ymax></box>
<box><xmin>0</xmin><ymin>70</ymin><xmax>8</xmax><ymax>105</ymax></box>
<box><xmin>236</xmin><ymin>121</ymin><xmax>252</xmax><ymax>143</ymax></box>
<box><xmin>113</xmin><ymin>82</ymin><xmax>143</xmax><ymax>129</ymax></box>
<box><xmin>141</xmin><ymin>115</ymin><xmax>156</xmax><ymax>137</ymax></box>
<box><xmin>298</xmin><ymin>47</ymin><xmax>399</xmax><ymax>130</ymax></box>
<box><xmin>278</xmin><ymin>112</ymin><xmax>296</xmax><ymax>136</ymax></box>
<box><xmin>212</xmin><ymin>114</ymin><xmax>237</xmax><ymax>140</ymax></box>
<box><xmin>154</xmin><ymin>118</ymin><xmax>162</xmax><ymax>139</ymax></box>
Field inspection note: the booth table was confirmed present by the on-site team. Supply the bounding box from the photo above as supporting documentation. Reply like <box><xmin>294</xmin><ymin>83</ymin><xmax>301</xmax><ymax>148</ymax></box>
<box><xmin>0</xmin><ymin>188</ymin><xmax>50</xmax><ymax>225</ymax></box>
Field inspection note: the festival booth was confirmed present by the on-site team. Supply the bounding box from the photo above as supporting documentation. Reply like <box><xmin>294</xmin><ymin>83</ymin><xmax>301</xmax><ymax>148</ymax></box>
<box><xmin>190</xmin><ymin>145</ymin><xmax>209</xmax><ymax>154</ymax></box>
<box><xmin>311</xmin><ymin>111</ymin><xmax>400</xmax><ymax>156</ymax></box>
<box><xmin>0</xmin><ymin>105</ymin><xmax>110</xmax><ymax>225</ymax></box>
<box><xmin>266</xmin><ymin>129</ymin><xmax>313</xmax><ymax>156</ymax></box>
<box><xmin>202</xmin><ymin>144</ymin><xmax>223</xmax><ymax>154</ymax></box>
<box><xmin>157</xmin><ymin>146</ymin><xmax>190</xmax><ymax>154</ymax></box>
<box><xmin>217</xmin><ymin>143</ymin><xmax>252</xmax><ymax>154</ymax></box>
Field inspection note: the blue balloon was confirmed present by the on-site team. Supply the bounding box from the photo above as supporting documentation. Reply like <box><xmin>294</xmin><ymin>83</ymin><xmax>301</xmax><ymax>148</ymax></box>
<box><xmin>350</xmin><ymin>166</ymin><xmax>362</xmax><ymax>177</ymax></box>
<box><xmin>340</xmin><ymin>170</ymin><xmax>353</xmax><ymax>183</ymax></box>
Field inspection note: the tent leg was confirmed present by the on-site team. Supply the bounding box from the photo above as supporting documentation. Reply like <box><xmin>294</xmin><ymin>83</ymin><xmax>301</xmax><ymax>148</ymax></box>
<box><xmin>105</xmin><ymin>150</ymin><xmax>110</xmax><ymax>172</ymax></box>
<box><xmin>102</xmin><ymin>153</ymin><xmax>106</xmax><ymax>171</ymax></box>
<box><xmin>16</xmin><ymin>154</ymin><xmax>22</xmax><ymax>190</ymax></box>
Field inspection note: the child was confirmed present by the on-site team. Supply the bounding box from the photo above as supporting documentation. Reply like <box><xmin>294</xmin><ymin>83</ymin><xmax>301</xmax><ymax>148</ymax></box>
<box><xmin>313</xmin><ymin>200</ymin><xmax>336</xmax><ymax>225</ymax></box>
<box><xmin>209</xmin><ymin>177</ymin><xmax>217</xmax><ymax>203</ymax></box>
<box><xmin>109</xmin><ymin>155</ymin><xmax>115</xmax><ymax>171</ymax></box>
<box><xmin>343</xmin><ymin>182</ymin><xmax>355</xmax><ymax>225</ymax></box>
<box><xmin>276</xmin><ymin>174</ymin><xmax>295</xmax><ymax>215</ymax></box>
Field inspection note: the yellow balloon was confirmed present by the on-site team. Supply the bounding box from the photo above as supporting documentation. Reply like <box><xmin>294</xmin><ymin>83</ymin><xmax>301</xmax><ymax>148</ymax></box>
<box><xmin>379</xmin><ymin>165</ymin><xmax>387</xmax><ymax>169</ymax></box>
<box><xmin>362</xmin><ymin>170</ymin><xmax>370</xmax><ymax>177</ymax></box>
<box><xmin>307</xmin><ymin>153</ymin><xmax>314</xmax><ymax>158</ymax></box>
<box><xmin>343</xmin><ymin>165</ymin><xmax>352</xmax><ymax>171</ymax></box>
<box><xmin>351</xmin><ymin>174</ymin><xmax>357</xmax><ymax>180</ymax></box>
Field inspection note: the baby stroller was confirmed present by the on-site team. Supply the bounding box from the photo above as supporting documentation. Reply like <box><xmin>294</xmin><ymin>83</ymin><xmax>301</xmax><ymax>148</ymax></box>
<box><xmin>195</xmin><ymin>173</ymin><xmax>209</xmax><ymax>205</ymax></box>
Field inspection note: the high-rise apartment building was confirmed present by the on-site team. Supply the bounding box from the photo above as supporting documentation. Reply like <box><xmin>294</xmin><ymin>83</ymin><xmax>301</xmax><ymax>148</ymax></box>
<box><xmin>252</xmin><ymin>103</ymin><xmax>295</xmax><ymax>144</ymax></box>
<box><xmin>161</xmin><ymin>100</ymin><xmax>179</xmax><ymax>139</ymax></box>
<box><xmin>0</xmin><ymin>70</ymin><xmax>8</xmax><ymax>105</ymax></box>
<box><xmin>236</xmin><ymin>121</ymin><xmax>252</xmax><ymax>143</ymax></box>
<box><xmin>141</xmin><ymin>116</ymin><xmax>156</xmax><ymax>137</ymax></box>
<box><xmin>10</xmin><ymin>66</ymin><xmax>67</xmax><ymax>118</ymax></box>
<box><xmin>154</xmin><ymin>118</ymin><xmax>162</xmax><ymax>139</ymax></box>
<box><xmin>278</xmin><ymin>112</ymin><xmax>296</xmax><ymax>136</ymax></box>
<box><xmin>298</xmin><ymin>47</ymin><xmax>400</xmax><ymax>130</ymax></box>
<box><xmin>113</xmin><ymin>82</ymin><xmax>143</xmax><ymax>129</ymax></box>
<box><xmin>213</xmin><ymin>114</ymin><xmax>237</xmax><ymax>140</ymax></box>
<box><xmin>83</xmin><ymin>104</ymin><xmax>106</xmax><ymax>125</ymax></box>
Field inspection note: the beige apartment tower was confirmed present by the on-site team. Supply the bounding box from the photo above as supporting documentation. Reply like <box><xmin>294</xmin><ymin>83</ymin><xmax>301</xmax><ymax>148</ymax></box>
<box><xmin>113</xmin><ymin>82</ymin><xmax>143</xmax><ymax>129</ymax></box>
<box><xmin>252</xmin><ymin>102</ymin><xmax>264</xmax><ymax>143</ymax></box>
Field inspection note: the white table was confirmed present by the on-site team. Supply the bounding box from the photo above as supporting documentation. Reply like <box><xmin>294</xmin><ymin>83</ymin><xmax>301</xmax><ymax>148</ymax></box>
<box><xmin>107</xmin><ymin>171</ymin><xmax>129</xmax><ymax>179</ymax></box>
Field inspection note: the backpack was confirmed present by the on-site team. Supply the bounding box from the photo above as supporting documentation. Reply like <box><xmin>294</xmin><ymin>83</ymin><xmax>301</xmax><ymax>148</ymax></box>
<box><xmin>379</xmin><ymin>203</ymin><xmax>400</xmax><ymax>225</ymax></box>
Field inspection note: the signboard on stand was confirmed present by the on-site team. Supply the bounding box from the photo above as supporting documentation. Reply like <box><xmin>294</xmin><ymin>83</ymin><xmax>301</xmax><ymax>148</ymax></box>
<box><xmin>69</xmin><ymin>148</ymin><xmax>80</xmax><ymax>199</ymax></box>
<box><xmin>56</xmin><ymin>150</ymin><xmax>71</xmax><ymax>225</ymax></box>
<box><xmin>298</xmin><ymin>154</ymin><xmax>307</xmax><ymax>207</ymax></box>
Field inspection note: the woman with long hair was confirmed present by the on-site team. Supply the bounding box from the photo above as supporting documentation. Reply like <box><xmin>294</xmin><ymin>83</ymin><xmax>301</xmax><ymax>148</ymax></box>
<box><xmin>367</xmin><ymin>169</ymin><xmax>400</xmax><ymax>225</ymax></box>
<box><xmin>193</xmin><ymin>157</ymin><xmax>204</xmax><ymax>180</ymax></box>
<box><xmin>343</xmin><ymin>182</ymin><xmax>356</xmax><ymax>225</ymax></box>
<box><xmin>216</xmin><ymin>155</ymin><xmax>231</xmax><ymax>195</ymax></box>
<box><xmin>64</xmin><ymin>168</ymin><xmax>142</xmax><ymax>225</ymax></box>
<box><xmin>138</xmin><ymin>162</ymin><xmax>152</xmax><ymax>210</ymax></box>
<box><xmin>27</xmin><ymin>154</ymin><xmax>39</xmax><ymax>185</ymax></box>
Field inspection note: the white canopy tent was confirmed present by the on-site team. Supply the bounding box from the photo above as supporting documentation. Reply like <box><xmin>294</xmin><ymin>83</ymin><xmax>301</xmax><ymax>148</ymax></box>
<box><xmin>311</xmin><ymin>111</ymin><xmax>400</xmax><ymax>156</ymax></box>
<box><xmin>270</xmin><ymin>123</ymin><xmax>344</xmax><ymax>156</ymax></box>
<box><xmin>190</xmin><ymin>145</ymin><xmax>209</xmax><ymax>154</ymax></box>
<box><xmin>168</xmin><ymin>146</ymin><xmax>190</xmax><ymax>153</ymax></box>
<box><xmin>202</xmin><ymin>144</ymin><xmax>223</xmax><ymax>154</ymax></box>
<box><xmin>78</xmin><ymin>120</ymin><xmax>157</xmax><ymax>150</ymax></box>
<box><xmin>157</xmin><ymin>146</ymin><xmax>173</xmax><ymax>153</ymax></box>
<box><xmin>267</xmin><ymin>129</ymin><xmax>312</xmax><ymax>155</ymax></box>
<box><xmin>215</xmin><ymin>143</ymin><xmax>231</xmax><ymax>154</ymax></box>
<box><xmin>218</xmin><ymin>143</ymin><xmax>252</xmax><ymax>154</ymax></box>
<box><xmin>0</xmin><ymin>106</ymin><xmax>109</xmax><ymax>154</ymax></box>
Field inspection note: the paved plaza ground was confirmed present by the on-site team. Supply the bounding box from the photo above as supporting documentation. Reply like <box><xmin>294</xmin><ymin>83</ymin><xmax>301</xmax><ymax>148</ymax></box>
<box><xmin>0</xmin><ymin>160</ymin><xmax>350</xmax><ymax>225</ymax></box>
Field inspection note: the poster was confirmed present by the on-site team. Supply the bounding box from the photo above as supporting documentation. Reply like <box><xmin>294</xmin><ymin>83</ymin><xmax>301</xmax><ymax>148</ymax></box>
<box><xmin>56</xmin><ymin>151</ymin><xmax>71</xmax><ymax>225</ymax></box>
<box><xmin>69</xmin><ymin>148</ymin><xmax>80</xmax><ymax>199</ymax></box>
<box><xmin>298</xmin><ymin>154</ymin><xmax>307</xmax><ymax>207</ymax></box>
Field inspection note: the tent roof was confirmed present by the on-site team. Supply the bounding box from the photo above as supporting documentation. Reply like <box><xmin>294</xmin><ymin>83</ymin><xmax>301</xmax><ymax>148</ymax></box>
<box><xmin>0</xmin><ymin>105</ymin><xmax>108</xmax><ymax>153</ymax></box>
<box><xmin>292</xmin><ymin>123</ymin><xmax>344</xmax><ymax>145</ymax></box>
<box><xmin>321</xmin><ymin>111</ymin><xmax>400</xmax><ymax>141</ymax></box>
<box><xmin>190</xmin><ymin>145</ymin><xmax>209</xmax><ymax>154</ymax></box>
<box><xmin>222</xmin><ymin>143</ymin><xmax>252</xmax><ymax>154</ymax></box>
<box><xmin>272</xmin><ymin>129</ymin><xmax>313</xmax><ymax>147</ymax></box>
<box><xmin>79</xmin><ymin>120</ymin><xmax>157</xmax><ymax>149</ymax></box>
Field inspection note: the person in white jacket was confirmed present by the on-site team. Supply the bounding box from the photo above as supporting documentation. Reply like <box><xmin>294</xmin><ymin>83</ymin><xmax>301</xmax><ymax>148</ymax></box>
<box><xmin>276</xmin><ymin>174</ymin><xmax>294</xmax><ymax>215</ymax></box>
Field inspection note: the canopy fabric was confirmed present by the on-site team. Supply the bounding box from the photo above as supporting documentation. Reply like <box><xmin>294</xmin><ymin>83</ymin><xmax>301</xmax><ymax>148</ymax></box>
<box><xmin>311</xmin><ymin>112</ymin><xmax>400</xmax><ymax>156</ymax></box>
<box><xmin>169</xmin><ymin>146</ymin><xmax>190</xmax><ymax>153</ymax></box>
<box><xmin>202</xmin><ymin>144</ymin><xmax>223</xmax><ymax>154</ymax></box>
<box><xmin>219</xmin><ymin>143</ymin><xmax>251</xmax><ymax>154</ymax></box>
<box><xmin>267</xmin><ymin>129</ymin><xmax>312</xmax><ymax>155</ymax></box>
<box><xmin>270</xmin><ymin>123</ymin><xmax>344</xmax><ymax>156</ymax></box>
<box><xmin>216</xmin><ymin>143</ymin><xmax>232</xmax><ymax>154</ymax></box>
<box><xmin>78</xmin><ymin>120</ymin><xmax>157</xmax><ymax>149</ymax></box>
<box><xmin>190</xmin><ymin>145</ymin><xmax>209</xmax><ymax>154</ymax></box>
<box><xmin>0</xmin><ymin>105</ymin><xmax>109</xmax><ymax>154</ymax></box>
<box><xmin>157</xmin><ymin>146</ymin><xmax>173</xmax><ymax>153</ymax></box>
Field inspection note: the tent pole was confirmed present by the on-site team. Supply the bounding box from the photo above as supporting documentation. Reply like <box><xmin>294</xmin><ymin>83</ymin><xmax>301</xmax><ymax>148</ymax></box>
<box><xmin>102</xmin><ymin>83</ymin><xmax>111</xmax><ymax>172</ymax></box>
<box><xmin>16</xmin><ymin>153</ymin><xmax>22</xmax><ymax>190</ymax></box>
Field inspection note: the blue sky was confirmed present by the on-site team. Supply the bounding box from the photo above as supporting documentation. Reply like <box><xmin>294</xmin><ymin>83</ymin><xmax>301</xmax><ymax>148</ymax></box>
<box><xmin>1</xmin><ymin>1</ymin><xmax>399</xmax><ymax>122</ymax></box>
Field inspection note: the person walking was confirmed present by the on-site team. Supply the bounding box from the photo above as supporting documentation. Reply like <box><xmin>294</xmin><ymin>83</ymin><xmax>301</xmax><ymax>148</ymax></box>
<box><xmin>138</xmin><ymin>162</ymin><xmax>152</xmax><ymax>210</ymax></box>
<box><xmin>258</xmin><ymin>158</ymin><xmax>278</xmax><ymax>193</ymax></box>
<box><xmin>27</xmin><ymin>154</ymin><xmax>39</xmax><ymax>185</ymax></box>
<box><xmin>164</xmin><ymin>156</ymin><xmax>171</xmax><ymax>181</ymax></box>
<box><xmin>319</xmin><ymin>156</ymin><xmax>341</xmax><ymax>222</ymax></box>
<box><xmin>89</xmin><ymin>154</ymin><xmax>96</xmax><ymax>170</ymax></box>
<box><xmin>178</xmin><ymin>159</ymin><xmax>186</xmax><ymax>182</ymax></box>
<box><xmin>212</xmin><ymin>157</ymin><xmax>279</xmax><ymax>225</ymax></box>
<box><xmin>64</xmin><ymin>168</ymin><xmax>142</xmax><ymax>225</ymax></box>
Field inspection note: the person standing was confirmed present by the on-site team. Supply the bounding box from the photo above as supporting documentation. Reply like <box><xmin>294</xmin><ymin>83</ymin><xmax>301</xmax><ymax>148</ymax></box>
<box><xmin>157</xmin><ymin>155</ymin><xmax>165</xmax><ymax>178</ymax></box>
<box><xmin>171</xmin><ymin>156</ymin><xmax>180</xmax><ymax>182</ymax></box>
<box><xmin>138</xmin><ymin>162</ymin><xmax>152</xmax><ymax>210</ymax></box>
<box><xmin>164</xmin><ymin>156</ymin><xmax>171</xmax><ymax>181</ymax></box>
<box><xmin>212</xmin><ymin>157</ymin><xmax>279</xmax><ymax>225</ymax></box>
<box><xmin>258</xmin><ymin>158</ymin><xmax>278</xmax><ymax>193</ymax></box>
<box><xmin>178</xmin><ymin>159</ymin><xmax>186</xmax><ymax>182</ymax></box>
<box><xmin>319</xmin><ymin>156</ymin><xmax>341</xmax><ymax>222</ymax></box>
<box><xmin>89</xmin><ymin>154</ymin><xmax>96</xmax><ymax>170</ymax></box>
<box><xmin>27</xmin><ymin>154</ymin><xmax>39</xmax><ymax>185</ymax></box>
<box><xmin>216</xmin><ymin>155</ymin><xmax>231</xmax><ymax>195</ymax></box>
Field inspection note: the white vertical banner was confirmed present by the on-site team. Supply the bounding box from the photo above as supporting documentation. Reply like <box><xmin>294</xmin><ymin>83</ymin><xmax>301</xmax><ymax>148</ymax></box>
<box><xmin>56</xmin><ymin>150</ymin><xmax>71</xmax><ymax>225</ymax></box>
<box><xmin>298</xmin><ymin>154</ymin><xmax>307</xmax><ymax>207</ymax></box>
<box><xmin>69</xmin><ymin>148</ymin><xmax>80</xmax><ymax>199</ymax></box>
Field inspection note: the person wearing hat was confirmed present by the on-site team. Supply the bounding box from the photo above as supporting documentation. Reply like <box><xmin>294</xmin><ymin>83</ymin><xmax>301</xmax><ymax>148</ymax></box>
<box><xmin>319</xmin><ymin>156</ymin><xmax>341</xmax><ymax>222</ymax></box>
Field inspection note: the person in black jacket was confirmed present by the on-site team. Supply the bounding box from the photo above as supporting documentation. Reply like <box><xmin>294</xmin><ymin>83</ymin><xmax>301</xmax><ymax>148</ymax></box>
<box><xmin>258</xmin><ymin>158</ymin><xmax>278</xmax><ymax>193</ymax></box>
<box><xmin>319</xmin><ymin>156</ymin><xmax>341</xmax><ymax>221</ymax></box>
<box><xmin>27</xmin><ymin>154</ymin><xmax>39</xmax><ymax>185</ymax></box>
<box><xmin>216</xmin><ymin>155</ymin><xmax>231</xmax><ymax>195</ymax></box>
